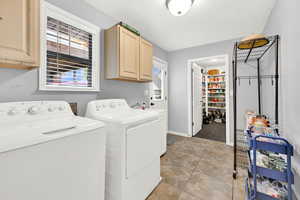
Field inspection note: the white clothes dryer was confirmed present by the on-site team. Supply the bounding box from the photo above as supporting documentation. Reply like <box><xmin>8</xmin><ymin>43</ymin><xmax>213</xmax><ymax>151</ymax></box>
<box><xmin>86</xmin><ymin>99</ymin><xmax>161</xmax><ymax>200</ymax></box>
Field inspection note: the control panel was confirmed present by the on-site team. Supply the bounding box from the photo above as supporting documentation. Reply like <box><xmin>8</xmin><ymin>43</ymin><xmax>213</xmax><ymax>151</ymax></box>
<box><xmin>0</xmin><ymin>101</ymin><xmax>73</xmax><ymax>122</ymax></box>
<box><xmin>87</xmin><ymin>99</ymin><xmax>130</xmax><ymax>114</ymax></box>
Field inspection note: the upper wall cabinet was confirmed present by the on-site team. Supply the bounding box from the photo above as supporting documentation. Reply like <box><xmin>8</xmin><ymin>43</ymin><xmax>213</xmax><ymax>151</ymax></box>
<box><xmin>140</xmin><ymin>38</ymin><xmax>153</xmax><ymax>81</ymax></box>
<box><xmin>119</xmin><ymin>26</ymin><xmax>140</xmax><ymax>80</ymax></box>
<box><xmin>105</xmin><ymin>25</ymin><xmax>153</xmax><ymax>82</ymax></box>
<box><xmin>0</xmin><ymin>0</ymin><xmax>40</xmax><ymax>69</ymax></box>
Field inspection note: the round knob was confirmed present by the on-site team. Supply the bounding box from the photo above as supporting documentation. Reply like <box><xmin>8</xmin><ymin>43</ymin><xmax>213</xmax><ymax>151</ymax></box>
<box><xmin>28</xmin><ymin>106</ymin><xmax>40</xmax><ymax>115</ymax></box>
<box><xmin>58</xmin><ymin>106</ymin><xmax>65</xmax><ymax>111</ymax></box>
<box><xmin>48</xmin><ymin>106</ymin><xmax>56</xmax><ymax>112</ymax></box>
<box><xmin>110</xmin><ymin>103</ymin><xmax>116</xmax><ymax>108</ymax></box>
<box><xmin>8</xmin><ymin>108</ymin><xmax>19</xmax><ymax>116</ymax></box>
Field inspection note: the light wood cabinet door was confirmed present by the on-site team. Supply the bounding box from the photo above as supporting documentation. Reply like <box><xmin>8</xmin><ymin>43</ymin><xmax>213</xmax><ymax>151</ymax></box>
<box><xmin>139</xmin><ymin>38</ymin><xmax>153</xmax><ymax>81</ymax></box>
<box><xmin>0</xmin><ymin>0</ymin><xmax>40</xmax><ymax>69</ymax></box>
<box><xmin>119</xmin><ymin>26</ymin><xmax>140</xmax><ymax>79</ymax></box>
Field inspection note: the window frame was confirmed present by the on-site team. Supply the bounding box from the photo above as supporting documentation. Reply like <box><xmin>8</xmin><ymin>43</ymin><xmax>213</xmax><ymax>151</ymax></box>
<box><xmin>39</xmin><ymin>1</ymin><xmax>100</xmax><ymax>92</ymax></box>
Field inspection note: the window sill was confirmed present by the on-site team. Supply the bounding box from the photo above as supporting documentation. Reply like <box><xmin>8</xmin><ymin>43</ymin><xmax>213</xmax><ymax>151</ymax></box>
<box><xmin>39</xmin><ymin>86</ymin><xmax>101</xmax><ymax>92</ymax></box>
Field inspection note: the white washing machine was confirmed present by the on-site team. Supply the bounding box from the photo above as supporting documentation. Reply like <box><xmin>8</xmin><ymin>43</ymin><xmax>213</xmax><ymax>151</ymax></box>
<box><xmin>86</xmin><ymin>99</ymin><xmax>161</xmax><ymax>200</ymax></box>
<box><xmin>0</xmin><ymin>101</ymin><xmax>107</xmax><ymax>200</ymax></box>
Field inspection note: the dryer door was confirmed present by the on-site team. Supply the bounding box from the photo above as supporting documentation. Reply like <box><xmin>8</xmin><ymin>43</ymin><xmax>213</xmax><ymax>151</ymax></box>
<box><xmin>125</xmin><ymin>119</ymin><xmax>161</xmax><ymax>178</ymax></box>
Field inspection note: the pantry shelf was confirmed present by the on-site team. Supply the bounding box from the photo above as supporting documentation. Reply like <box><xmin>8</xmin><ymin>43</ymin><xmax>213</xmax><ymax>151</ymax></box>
<box><xmin>202</xmin><ymin>67</ymin><xmax>227</xmax><ymax>119</ymax></box>
<box><xmin>208</xmin><ymin>92</ymin><xmax>225</xmax><ymax>94</ymax></box>
<box><xmin>208</xmin><ymin>106</ymin><xmax>225</xmax><ymax>110</ymax></box>
<box><xmin>208</xmin><ymin>81</ymin><xmax>225</xmax><ymax>84</ymax></box>
<box><xmin>207</xmin><ymin>74</ymin><xmax>225</xmax><ymax>77</ymax></box>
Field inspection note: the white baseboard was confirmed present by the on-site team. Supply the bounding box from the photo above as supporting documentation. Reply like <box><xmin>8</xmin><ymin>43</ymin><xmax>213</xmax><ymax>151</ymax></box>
<box><xmin>227</xmin><ymin>142</ymin><xmax>234</xmax><ymax>147</ymax></box>
<box><xmin>168</xmin><ymin>130</ymin><xmax>190</xmax><ymax>137</ymax></box>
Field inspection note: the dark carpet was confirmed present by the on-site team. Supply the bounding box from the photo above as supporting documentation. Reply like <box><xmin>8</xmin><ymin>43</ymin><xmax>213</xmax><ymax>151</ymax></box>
<box><xmin>194</xmin><ymin>122</ymin><xmax>226</xmax><ymax>143</ymax></box>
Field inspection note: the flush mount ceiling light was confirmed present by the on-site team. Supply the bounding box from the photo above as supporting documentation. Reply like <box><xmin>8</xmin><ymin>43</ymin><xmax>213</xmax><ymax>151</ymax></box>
<box><xmin>166</xmin><ymin>0</ymin><xmax>195</xmax><ymax>16</ymax></box>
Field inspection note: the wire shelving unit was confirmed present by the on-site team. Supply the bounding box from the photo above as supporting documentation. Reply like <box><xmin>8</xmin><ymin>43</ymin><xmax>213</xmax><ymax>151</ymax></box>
<box><xmin>232</xmin><ymin>35</ymin><xmax>280</xmax><ymax>178</ymax></box>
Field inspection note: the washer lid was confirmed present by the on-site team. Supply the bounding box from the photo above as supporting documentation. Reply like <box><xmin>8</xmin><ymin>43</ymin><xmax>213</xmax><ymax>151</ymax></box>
<box><xmin>91</xmin><ymin>109</ymin><xmax>159</xmax><ymax>125</ymax></box>
<box><xmin>0</xmin><ymin>101</ymin><xmax>106</xmax><ymax>153</ymax></box>
<box><xmin>0</xmin><ymin>116</ymin><xmax>106</xmax><ymax>153</ymax></box>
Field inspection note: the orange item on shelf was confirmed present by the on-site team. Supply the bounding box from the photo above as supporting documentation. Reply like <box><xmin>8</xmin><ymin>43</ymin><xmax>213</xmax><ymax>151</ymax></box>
<box><xmin>207</xmin><ymin>69</ymin><xmax>220</xmax><ymax>75</ymax></box>
<box><xmin>251</xmin><ymin>116</ymin><xmax>270</xmax><ymax>128</ymax></box>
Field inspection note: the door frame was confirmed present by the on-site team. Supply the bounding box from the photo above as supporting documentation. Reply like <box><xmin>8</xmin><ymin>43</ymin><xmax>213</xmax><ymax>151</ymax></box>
<box><xmin>187</xmin><ymin>54</ymin><xmax>232</xmax><ymax>146</ymax></box>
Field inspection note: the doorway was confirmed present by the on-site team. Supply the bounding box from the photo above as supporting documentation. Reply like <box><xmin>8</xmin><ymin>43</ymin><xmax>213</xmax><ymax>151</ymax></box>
<box><xmin>187</xmin><ymin>55</ymin><xmax>232</xmax><ymax>145</ymax></box>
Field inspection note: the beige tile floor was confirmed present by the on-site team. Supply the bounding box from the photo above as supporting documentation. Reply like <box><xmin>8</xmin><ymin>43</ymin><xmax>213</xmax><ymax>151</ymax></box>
<box><xmin>147</xmin><ymin>135</ymin><xmax>246</xmax><ymax>200</ymax></box>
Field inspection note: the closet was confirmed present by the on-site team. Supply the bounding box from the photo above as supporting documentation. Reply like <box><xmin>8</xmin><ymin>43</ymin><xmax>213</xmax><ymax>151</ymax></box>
<box><xmin>192</xmin><ymin>56</ymin><xmax>228</xmax><ymax>143</ymax></box>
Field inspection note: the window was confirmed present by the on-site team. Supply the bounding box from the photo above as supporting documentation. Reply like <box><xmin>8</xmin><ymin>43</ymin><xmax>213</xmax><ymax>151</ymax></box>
<box><xmin>39</xmin><ymin>2</ymin><xmax>100</xmax><ymax>91</ymax></box>
<box><xmin>150</xmin><ymin>58</ymin><xmax>167</xmax><ymax>101</ymax></box>
<box><xmin>152</xmin><ymin>66</ymin><xmax>163</xmax><ymax>100</ymax></box>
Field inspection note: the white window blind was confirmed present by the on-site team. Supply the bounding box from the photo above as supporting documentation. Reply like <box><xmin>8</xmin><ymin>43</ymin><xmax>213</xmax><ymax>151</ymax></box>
<box><xmin>46</xmin><ymin>17</ymin><xmax>93</xmax><ymax>88</ymax></box>
<box><xmin>40</xmin><ymin>2</ymin><xmax>100</xmax><ymax>91</ymax></box>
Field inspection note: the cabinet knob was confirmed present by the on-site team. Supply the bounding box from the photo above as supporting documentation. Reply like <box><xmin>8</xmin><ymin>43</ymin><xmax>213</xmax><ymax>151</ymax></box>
<box><xmin>0</xmin><ymin>17</ymin><xmax>3</xmax><ymax>20</ymax></box>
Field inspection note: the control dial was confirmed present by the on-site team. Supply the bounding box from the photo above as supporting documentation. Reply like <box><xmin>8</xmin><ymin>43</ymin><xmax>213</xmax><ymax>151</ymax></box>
<box><xmin>28</xmin><ymin>106</ymin><xmax>40</xmax><ymax>115</ymax></box>
<box><xmin>8</xmin><ymin>108</ymin><xmax>20</xmax><ymax>116</ymax></box>
<box><xmin>48</xmin><ymin>106</ymin><xmax>56</xmax><ymax>112</ymax></box>
<box><xmin>58</xmin><ymin>106</ymin><xmax>65</xmax><ymax>111</ymax></box>
<box><xmin>110</xmin><ymin>103</ymin><xmax>116</xmax><ymax>108</ymax></box>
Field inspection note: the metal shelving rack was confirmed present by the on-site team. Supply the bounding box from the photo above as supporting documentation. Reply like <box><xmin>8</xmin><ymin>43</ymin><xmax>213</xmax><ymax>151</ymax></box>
<box><xmin>232</xmin><ymin>35</ymin><xmax>280</xmax><ymax>179</ymax></box>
